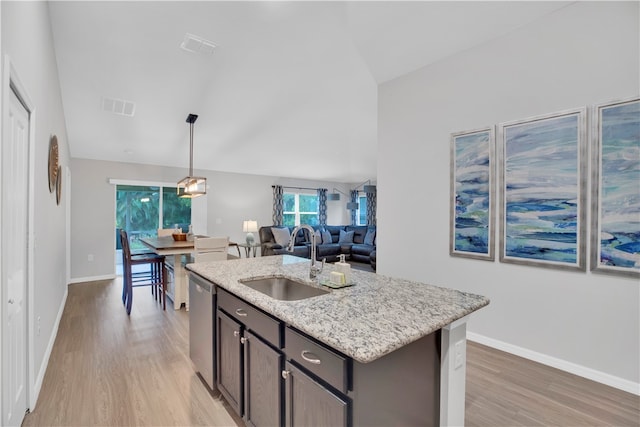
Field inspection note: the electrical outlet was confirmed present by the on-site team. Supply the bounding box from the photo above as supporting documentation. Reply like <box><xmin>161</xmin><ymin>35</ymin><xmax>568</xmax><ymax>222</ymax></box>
<box><xmin>454</xmin><ymin>340</ymin><xmax>464</xmax><ymax>369</ymax></box>
<box><xmin>88</xmin><ymin>254</ymin><xmax>94</xmax><ymax>262</ymax></box>
<box><xmin>37</xmin><ymin>316</ymin><xmax>41</xmax><ymax>336</ymax></box>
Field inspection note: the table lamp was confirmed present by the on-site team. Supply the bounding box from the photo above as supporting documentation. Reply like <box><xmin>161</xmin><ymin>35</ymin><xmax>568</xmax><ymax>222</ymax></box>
<box><xmin>243</xmin><ymin>220</ymin><xmax>258</xmax><ymax>245</ymax></box>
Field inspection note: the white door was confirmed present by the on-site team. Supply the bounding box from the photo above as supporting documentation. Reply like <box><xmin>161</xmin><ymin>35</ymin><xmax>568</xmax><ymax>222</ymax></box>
<box><xmin>2</xmin><ymin>87</ymin><xmax>29</xmax><ymax>426</ymax></box>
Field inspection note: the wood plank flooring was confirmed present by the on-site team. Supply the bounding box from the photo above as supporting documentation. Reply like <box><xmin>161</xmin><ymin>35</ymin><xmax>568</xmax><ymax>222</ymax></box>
<box><xmin>23</xmin><ymin>279</ymin><xmax>639</xmax><ymax>426</ymax></box>
<box><xmin>465</xmin><ymin>341</ymin><xmax>639</xmax><ymax>426</ymax></box>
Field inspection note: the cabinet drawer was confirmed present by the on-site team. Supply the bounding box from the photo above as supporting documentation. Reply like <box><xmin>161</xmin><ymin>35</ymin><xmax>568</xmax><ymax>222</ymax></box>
<box><xmin>217</xmin><ymin>288</ymin><xmax>282</xmax><ymax>348</ymax></box>
<box><xmin>285</xmin><ymin>326</ymin><xmax>348</xmax><ymax>393</ymax></box>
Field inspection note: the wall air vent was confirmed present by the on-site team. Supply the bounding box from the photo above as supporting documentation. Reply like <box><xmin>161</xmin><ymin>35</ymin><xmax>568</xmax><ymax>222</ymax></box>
<box><xmin>180</xmin><ymin>33</ymin><xmax>216</xmax><ymax>54</ymax></box>
<box><xmin>101</xmin><ymin>97</ymin><xmax>136</xmax><ymax>117</ymax></box>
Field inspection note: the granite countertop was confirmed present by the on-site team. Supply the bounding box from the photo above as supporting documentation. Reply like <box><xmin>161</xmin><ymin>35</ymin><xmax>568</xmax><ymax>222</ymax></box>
<box><xmin>186</xmin><ymin>255</ymin><xmax>489</xmax><ymax>363</ymax></box>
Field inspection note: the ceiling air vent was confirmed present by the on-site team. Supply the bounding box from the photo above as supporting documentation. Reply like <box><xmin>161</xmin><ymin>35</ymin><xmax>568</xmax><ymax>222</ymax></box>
<box><xmin>180</xmin><ymin>33</ymin><xmax>216</xmax><ymax>54</ymax></box>
<box><xmin>102</xmin><ymin>97</ymin><xmax>136</xmax><ymax>117</ymax></box>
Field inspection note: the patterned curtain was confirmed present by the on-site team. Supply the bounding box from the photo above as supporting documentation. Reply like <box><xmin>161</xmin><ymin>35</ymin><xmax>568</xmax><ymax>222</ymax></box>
<box><xmin>366</xmin><ymin>188</ymin><xmax>377</xmax><ymax>226</ymax></box>
<box><xmin>272</xmin><ymin>185</ymin><xmax>284</xmax><ymax>226</ymax></box>
<box><xmin>350</xmin><ymin>190</ymin><xmax>358</xmax><ymax>226</ymax></box>
<box><xmin>317</xmin><ymin>188</ymin><xmax>328</xmax><ymax>226</ymax></box>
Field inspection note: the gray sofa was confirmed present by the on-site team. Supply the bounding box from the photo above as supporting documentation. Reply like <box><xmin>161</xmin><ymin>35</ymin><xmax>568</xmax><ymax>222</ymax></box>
<box><xmin>258</xmin><ymin>225</ymin><xmax>376</xmax><ymax>268</ymax></box>
<box><xmin>258</xmin><ymin>226</ymin><xmax>310</xmax><ymax>258</ymax></box>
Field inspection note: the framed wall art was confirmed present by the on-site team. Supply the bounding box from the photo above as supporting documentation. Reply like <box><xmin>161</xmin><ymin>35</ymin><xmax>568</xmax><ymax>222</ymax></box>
<box><xmin>498</xmin><ymin>108</ymin><xmax>587</xmax><ymax>271</ymax></box>
<box><xmin>450</xmin><ymin>127</ymin><xmax>495</xmax><ymax>260</ymax></box>
<box><xmin>590</xmin><ymin>97</ymin><xmax>639</xmax><ymax>277</ymax></box>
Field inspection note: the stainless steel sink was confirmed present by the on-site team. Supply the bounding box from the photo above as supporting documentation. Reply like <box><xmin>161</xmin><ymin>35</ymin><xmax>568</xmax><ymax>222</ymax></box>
<box><xmin>239</xmin><ymin>277</ymin><xmax>329</xmax><ymax>301</ymax></box>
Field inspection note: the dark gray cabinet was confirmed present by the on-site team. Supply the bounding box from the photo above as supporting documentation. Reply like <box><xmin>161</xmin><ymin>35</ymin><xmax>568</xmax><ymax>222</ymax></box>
<box><xmin>283</xmin><ymin>361</ymin><xmax>349</xmax><ymax>427</ymax></box>
<box><xmin>217</xmin><ymin>310</ymin><xmax>243</xmax><ymax>415</ymax></box>
<box><xmin>214</xmin><ymin>286</ymin><xmax>440</xmax><ymax>427</ymax></box>
<box><xmin>244</xmin><ymin>330</ymin><xmax>283</xmax><ymax>427</ymax></box>
<box><xmin>217</xmin><ymin>288</ymin><xmax>283</xmax><ymax>427</ymax></box>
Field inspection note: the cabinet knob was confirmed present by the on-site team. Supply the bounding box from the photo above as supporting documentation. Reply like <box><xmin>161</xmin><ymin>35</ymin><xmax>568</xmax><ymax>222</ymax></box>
<box><xmin>240</xmin><ymin>337</ymin><xmax>248</xmax><ymax>344</ymax></box>
<box><xmin>281</xmin><ymin>370</ymin><xmax>290</xmax><ymax>379</ymax></box>
<box><xmin>233</xmin><ymin>330</ymin><xmax>240</xmax><ymax>337</ymax></box>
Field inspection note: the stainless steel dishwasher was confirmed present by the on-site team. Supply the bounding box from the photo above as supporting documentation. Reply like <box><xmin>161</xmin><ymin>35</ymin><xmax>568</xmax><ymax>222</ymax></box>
<box><xmin>188</xmin><ymin>272</ymin><xmax>216</xmax><ymax>390</ymax></box>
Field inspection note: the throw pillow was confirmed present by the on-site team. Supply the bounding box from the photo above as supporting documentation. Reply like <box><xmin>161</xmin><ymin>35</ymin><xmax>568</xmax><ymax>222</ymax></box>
<box><xmin>338</xmin><ymin>230</ymin><xmax>354</xmax><ymax>243</ymax></box>
<box><xmin>271</xmin><ymin>227</ymin><xmax>291</xmax><ymax>246</ymax></box>
<box><xmin>364</xmin><ymin>229</ymin><xmax>376</xmax><ymax>246</ymax></box>
<box><xmin>322</xmin><ymin>230</ymin><xmax>332</xmax><ymax>244</ymax></box>
<box><xmin>314</xmin><ymin>230</ymin><xmax>322</xmax><ymax>244</ymax></box>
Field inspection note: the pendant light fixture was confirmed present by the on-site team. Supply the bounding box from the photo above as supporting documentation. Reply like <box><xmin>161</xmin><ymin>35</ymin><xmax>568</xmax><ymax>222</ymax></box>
<box><xmin>177</xmin><ymin>113</ymin><xmax>207</xmax><ymax>198</ymax></box>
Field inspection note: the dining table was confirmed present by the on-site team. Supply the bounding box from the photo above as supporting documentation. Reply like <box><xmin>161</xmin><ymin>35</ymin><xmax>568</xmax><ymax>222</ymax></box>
<box><xmin>140</xmin><ymin>236</ymin><xmax>240</xmax><ymax>310</ymax></box>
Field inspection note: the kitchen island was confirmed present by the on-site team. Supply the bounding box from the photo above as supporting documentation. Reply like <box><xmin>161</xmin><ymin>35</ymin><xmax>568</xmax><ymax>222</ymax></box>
<box><xmin>187</xmin><ymin>255</ymin><xmax>489</xmax><ymax>427</ymax></box>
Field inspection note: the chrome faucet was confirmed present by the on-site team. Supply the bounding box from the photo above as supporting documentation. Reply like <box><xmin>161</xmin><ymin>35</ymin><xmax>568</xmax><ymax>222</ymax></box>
<box><xmin>288</xmin><ymin>224</ymin><xmax>325</xmax><ymax>279</ymax></box>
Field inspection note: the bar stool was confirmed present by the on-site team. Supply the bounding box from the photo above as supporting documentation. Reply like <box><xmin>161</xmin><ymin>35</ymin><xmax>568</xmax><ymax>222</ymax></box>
<box><xmin>119</xmin><ymin>229</ymin><xmax>167</xmax><ymax>314</ymax></box>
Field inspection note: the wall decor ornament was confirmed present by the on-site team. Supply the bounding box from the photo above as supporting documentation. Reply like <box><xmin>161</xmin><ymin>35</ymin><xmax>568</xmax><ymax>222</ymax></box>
<box><xmin>48</xmin><ymin>135</ymin><xmax>59</xmax><ymax>192</ymax></box>
<box><xmin>590</xmin><ymin>97</ymin><xmax>640</xmax><ymax>277</ymax></box>
<box><xmin>450</xmin><ymin>127</ymin><xmax>495</xmax><ymax>260</ymax></box>
<box><xmin>56</xmin><ymin>165</ymin><xmax>62</xmax><ymax>205</ymax></box>
<box><xmin>498</xmin><ymin>108</ymin><xmax>587</xmax><ymax>271</ymax></box>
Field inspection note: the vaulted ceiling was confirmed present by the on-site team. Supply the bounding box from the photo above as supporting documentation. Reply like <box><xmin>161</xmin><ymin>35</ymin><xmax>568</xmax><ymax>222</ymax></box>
<box><xmin>49</xmin><ymin>1</ymin><xmax>570</xmax><ymax>183</ymax></box>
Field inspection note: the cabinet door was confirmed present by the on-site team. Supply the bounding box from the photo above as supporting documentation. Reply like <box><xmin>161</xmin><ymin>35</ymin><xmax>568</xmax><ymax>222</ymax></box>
<box><xmin>284</xmin><ymin>361</ymin><xmax>348</xmax><ymax>427</ymax></box>
<box><xmin>244</xmin><ymin>331</ymin><xmax>283</xmax><ymax>427</ymax></box>
<box><xmin>217</xmin><ymin>309</ymin><xmax>243</xmax><ymax>415</ymax></box>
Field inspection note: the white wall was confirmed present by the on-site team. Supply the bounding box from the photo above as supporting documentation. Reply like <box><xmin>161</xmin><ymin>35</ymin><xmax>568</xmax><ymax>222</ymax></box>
<box><xmin>1</xmin><ymin>0</ymin><xmax>71</xmax><ymax>406</ymax></box>
<box><xmin>378</xmin><ymin>2</ymin><xmax>639</xmax><ymax>391</ymax></box>
<box><xmin>70</xmin><ymin>158</ymin><xmax>353</xmax><ymax>280</ymax></box>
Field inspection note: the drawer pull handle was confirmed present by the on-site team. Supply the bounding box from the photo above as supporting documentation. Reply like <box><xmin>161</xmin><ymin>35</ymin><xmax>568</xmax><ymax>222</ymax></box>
<box><xmin>233</xmin><ymin>330</ymin><xmax>240</xmax><ymax>337</ymax></box>
<box><xmin>235</xmin><ymin>308</ymin><xmax>248</xmax><ymax>317</ymax></box>
<box><xmin>301</xmin><ymin>350</ymin><xmax>321</xmax><ymax>365</ymax></box>
<box><xmin>281</xmin><ymin>370</ymin><xmax>290</xmax><ymax>379</ymax></box>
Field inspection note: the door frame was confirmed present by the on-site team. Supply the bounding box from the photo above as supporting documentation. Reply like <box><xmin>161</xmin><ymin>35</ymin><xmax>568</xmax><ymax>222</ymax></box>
<box><xmin>1</xmin><ymin>54</ymin><xmax>37</xmax><ymax>417</ymax></box>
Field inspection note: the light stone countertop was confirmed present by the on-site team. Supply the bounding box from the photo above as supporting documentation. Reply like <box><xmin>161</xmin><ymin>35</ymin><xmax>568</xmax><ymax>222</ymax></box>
<box><xmin>186</xmin><ymin>255</ymin><xmax>489</xmax><ymax>363</ymax></box>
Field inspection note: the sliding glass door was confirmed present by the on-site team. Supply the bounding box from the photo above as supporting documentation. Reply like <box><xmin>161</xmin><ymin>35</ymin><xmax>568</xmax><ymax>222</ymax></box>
<box><xmin>116</xmin><ymin>184</ymin><xmax>191</xmax><ymax>251</ymax></box>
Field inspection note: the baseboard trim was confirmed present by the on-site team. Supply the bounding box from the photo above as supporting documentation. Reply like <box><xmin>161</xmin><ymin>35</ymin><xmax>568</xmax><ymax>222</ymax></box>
<box><xmin>30</xmin><ymin>285</ymin><xmax>68</xmax><ymax>409</ymax></box>
<box><xmin>467</xmin><ymin>332</ymin><xmax>640</xmax><ymax>396</ymax></box>
<box><xmin>69</xmin><ymin>274</ymin><xmax>116</xmax><ymax>284</ymax></box>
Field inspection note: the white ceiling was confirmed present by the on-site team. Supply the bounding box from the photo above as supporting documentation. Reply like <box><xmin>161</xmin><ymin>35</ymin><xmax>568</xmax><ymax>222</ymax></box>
<box><xmin>49</xmin><ymin>1</ymin><xmax>570</xmax><ymax>183</ymax></box>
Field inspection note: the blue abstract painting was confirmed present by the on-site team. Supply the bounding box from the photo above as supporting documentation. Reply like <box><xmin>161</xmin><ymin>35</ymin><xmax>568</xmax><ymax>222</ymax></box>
<box><xmin>593</xmin><ymin>99</ymin><xmax>640</xmax><ymax>276</ymax></box>
<box><xmin>451</xmin><ymin>128</ymin><xmax>494</xmax><ymax>260</ymax></box>
<box><xmin>500</xmin><ymin>110</ymin><xmax>586</xmax><ymax>270</ymax></box>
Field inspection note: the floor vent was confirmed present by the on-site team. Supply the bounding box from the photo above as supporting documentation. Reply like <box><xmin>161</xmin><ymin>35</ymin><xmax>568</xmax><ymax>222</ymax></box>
<box><xmin>180</xmin><ymin>33</ymin><xmax>216</xmax><ymax>54</ymax></box>
<box><xmin>102</xmin><ymin>97</ymin><xmax>136</xmax><ymax>117</ymax></box>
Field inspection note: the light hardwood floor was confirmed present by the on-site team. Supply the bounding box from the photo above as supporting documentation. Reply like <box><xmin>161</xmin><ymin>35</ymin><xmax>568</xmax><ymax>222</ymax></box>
<box><xmin>23</xmin><ymin>279</ymin><xmax>639</xmax><ymax>426</ymax></box>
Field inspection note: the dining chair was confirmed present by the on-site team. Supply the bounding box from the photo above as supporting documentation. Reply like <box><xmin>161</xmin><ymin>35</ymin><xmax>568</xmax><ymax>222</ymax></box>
<box><xmin>158</xmin><ymin>227</ymin><xmax>181</xmax><ymax>237</ymax></box>
<box><xmin>194</xmin><ymin>237</ymin><xmax>229</xmax><ymax>263</ymax></box>
<box><xmin>119</xmin><ymin>229</ymin><xmax>167</xmax><ymax>314</ymax></box>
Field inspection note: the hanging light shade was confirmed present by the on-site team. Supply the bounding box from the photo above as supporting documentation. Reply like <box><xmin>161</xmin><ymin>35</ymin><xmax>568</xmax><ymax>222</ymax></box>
<box><xmin>328</xmin><ymin>187</ymin><xmax>347</xmax><ymax>201</ymax></box>
<box><xmin>177</xmin><ymin>113</ymin><xmax>207</xmax><ymax>198</ymax></box>
<box><xmin>346</xmin><ymin>202</ymin><xmax>359</xmax><ymax>210</ymax></box>
<box><xmin>363</xmin><ymin>184</ymin><xmax>377</xmax><ymax>193</ymax></box>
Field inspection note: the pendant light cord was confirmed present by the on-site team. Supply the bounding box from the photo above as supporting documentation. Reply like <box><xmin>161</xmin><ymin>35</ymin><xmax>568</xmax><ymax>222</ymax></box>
<box><xmin>189</xmin><ymin>121</ymin><xmax>194</xmax><ymax>176</ymax></box>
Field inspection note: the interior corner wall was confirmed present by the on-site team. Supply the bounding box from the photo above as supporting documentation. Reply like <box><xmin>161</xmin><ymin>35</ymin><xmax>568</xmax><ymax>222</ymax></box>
<box><xmin>70</xmin><ymin>158</ymin><xmax>352</xmax><ymax>280</ymax></box>
<box><xmin>377</xmin><ymin>2</ymin><xmax>639</xmax><ymax>388</ymax></box>
<box><xmin>1</xmin><ymin>0</ymin><xmax>71</xmax><ymax>406</ymax></box>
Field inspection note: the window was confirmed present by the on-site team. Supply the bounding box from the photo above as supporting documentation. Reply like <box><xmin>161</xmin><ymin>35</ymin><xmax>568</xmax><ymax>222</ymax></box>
<box><xmin>357</xmin><ymin>194</ymin><xmax>367</xmax><ymax>226</ymax></box>
<box><xmin>283</xmin><ymin>192</ymin><xmax>319</xmax><ymax>226</ymax></box>
<box><xmin>116</xmin><ymin>184</ymin><xmax>191</xmax><ymax>250</ymax></box>
<box><xmin>162</xmin><ymin>186</ymin><xmax>192</xmax><ymax>229</ymax></box>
